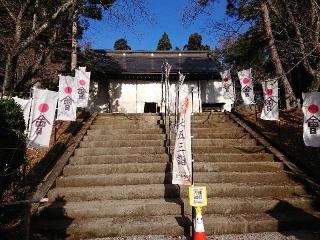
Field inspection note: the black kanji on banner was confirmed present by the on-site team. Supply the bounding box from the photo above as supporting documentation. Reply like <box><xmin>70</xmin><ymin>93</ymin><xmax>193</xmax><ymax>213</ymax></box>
<box><xmin>306</xmin><ymin>115</ymin><xmax>320</xmax><ymax>134</ymax></box>
<box><xmin>242</xmin><ymin>85</ymin><xmax>252</xmax><ymax>97</ymax></box>
<box><xmin>77</xmin><ymin>87</ymin><xmax>87</xmax><ymax>100</ymax></box>
<box><xmin>223</xmin><ymin>84</ymin><xmax>233</xmax><ymax>98</ymax></box>
<box><xmin>32</xmin><ymin>114</ymin><xmax>50</xmax><ymax>135</ymax></box>
<box><xmin>264</xmin><ymin>97</ymin><xmax>277</xmax><ymax>114</ymax></box>
<box><xmin>60</xmin><ymin>96</ymin><xmax>75</xmax><ymax>111</ymax></box>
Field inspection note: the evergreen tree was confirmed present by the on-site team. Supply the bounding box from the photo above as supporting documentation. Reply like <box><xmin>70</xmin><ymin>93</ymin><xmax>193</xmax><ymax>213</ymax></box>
<box><xmin>156</xmin><ymin>32</ymin><xmax>172</xmax><ymax>50</ymax></box>
<box><xmin>185</xmin><ymin>33</ymin><xmax>202</xmax><ymax>50</ymax></box>
<box><xmin>184</xmin><ymin>33</ymin><xmax>210</xmax><ymax>51</ymax></box>
<box><xmin>114</xmin><ymin>38</ymin><xmax>131</xmax><ymax>50</ymax></box>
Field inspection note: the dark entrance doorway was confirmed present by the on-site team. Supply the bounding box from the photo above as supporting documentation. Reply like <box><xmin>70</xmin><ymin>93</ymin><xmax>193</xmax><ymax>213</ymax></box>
<box><xmin>144</xmin><ymin>102</ymin><xmax>157</xmax><ymax>113</ymax></box>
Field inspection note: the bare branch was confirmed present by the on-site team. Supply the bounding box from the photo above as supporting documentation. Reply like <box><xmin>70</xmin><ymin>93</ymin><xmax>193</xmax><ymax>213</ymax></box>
<box><xmin>0</xmin><ymin>0</ymin><xmax>16</xmax><ymax>21</ymax></box>
<box><xmin>15</xmin><ymin>0</ymin><xmax>74</xmax><ymax>56</ymax></box>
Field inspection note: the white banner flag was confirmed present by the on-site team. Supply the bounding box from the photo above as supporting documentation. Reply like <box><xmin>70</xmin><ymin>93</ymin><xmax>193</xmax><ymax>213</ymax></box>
<box><xmin>261</xmin><ymin>80</ymin><xmax>279</xmax><ymax>121</ymax></box>
<box><xmin>172</xmin><ymin>73</ymin><xmax>186</xmax><ymax>116</ymax></box>
<box><xmin>302</xmin><ymin>92</ymin><xmax>320</xmax><ymax>147</ymax></box>
<box><xmin>221</xmin><ymin>69</ymin><xmax>235</xmax><ymax>101</ymax></box>
<box><xmin>13</xmin><ymin>97</ymin><xmax>31</xmax><ymax>130</ymax></box>
<box><xmin>75</xmin><ymin>69</ymin><xmax>91</xmax><ymax>108</ymax></box>
<box><xmin>238</xmin><ymin>69</ymin><xmax>255</xmax><ymax>105</ymax></box>
<box><xmin>78</xmin><ymin>66</ymin><xmax>87</xmax><ymax>71</ymax></box>
<box><xmin>28</xmin><ymin>88</ymin><xmax>58</xmax><ymax>148</ymax></box>
<box><xmin>172</xmin><ymin>93</ymin><xmax>192</xmax><ymax>185</ymax></box>
<box><xmin>57</xmin><ymin>75</ymin><xmax>77</xmax><ymax>121</ymax></box>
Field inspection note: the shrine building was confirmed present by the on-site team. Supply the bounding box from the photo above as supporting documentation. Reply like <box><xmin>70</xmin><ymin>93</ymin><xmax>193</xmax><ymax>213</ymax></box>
<box><xmin>88</xmin><ymin>50</ymin><xmax>229</xmax><ymax>113</ymax></box>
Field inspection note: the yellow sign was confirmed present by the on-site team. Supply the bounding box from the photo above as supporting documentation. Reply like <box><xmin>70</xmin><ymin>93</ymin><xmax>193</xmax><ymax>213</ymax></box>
<box><xmin>189</xmin><ymin>186</ymin><xmax>207</xmax><ymax>207</ymax></box>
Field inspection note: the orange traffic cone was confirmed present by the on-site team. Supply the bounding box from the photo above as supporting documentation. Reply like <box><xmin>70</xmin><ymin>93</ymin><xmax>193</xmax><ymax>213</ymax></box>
<box><xmin>193</xmin><ymin>207</ymin><xmax>206</xmax><ymax>240</ymax></box>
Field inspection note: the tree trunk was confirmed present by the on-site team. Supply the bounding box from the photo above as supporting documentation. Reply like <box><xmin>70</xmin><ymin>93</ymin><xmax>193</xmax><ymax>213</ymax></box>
<box><xmin>32</xmin><ymin>0</ymin><xmax>39</xmax><ymax>31</ymax></box>
<box><xmin>308</xmin><ymin>63</ymin><xmax>320</xmax><ymax>91</ymax></box>
<box><xmin>71</xmin><ymin>8</ymin><xmax>78</xmax><ymax>72</ymax></box>
<box><xmin>260</xmin><ymin>0</ymin><xmax>296</xmax><ymax>109</ymax></box>
<box><xmin>3</xmin><ymin>53</ymin><xmax>18</xmax><ymax>96</ymax></box>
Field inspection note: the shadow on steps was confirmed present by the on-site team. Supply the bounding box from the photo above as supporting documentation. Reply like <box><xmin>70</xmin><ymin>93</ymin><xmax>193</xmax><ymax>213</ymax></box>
<box><xmin>266</xmin><ymin>200</ymin><xmax>320</xmax><ymax>239</ymax></box>
<box><xmin>31</xmin><ymin>196</ymin><xmax>73</xmax><ymax>240</ymax></box>
<box><xmin>164</xmin><ymin>162</ymin><xmax>192</xmax><ymax>237</ymax></box>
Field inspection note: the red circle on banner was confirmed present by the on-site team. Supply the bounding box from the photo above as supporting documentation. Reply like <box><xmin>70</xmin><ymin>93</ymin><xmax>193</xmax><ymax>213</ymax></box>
<box><xmin>64</xmin><ymin>87</ymin><xmax>72</xmax><ymax>94</ymax></box>
<box><xmin>79</xmin><ymin>79</ymin><xmax>86</xmax><ymax>86</ymax></box>
<box><xmin>223</xmin><ymin>77</ymin><xmax>229</xmax><ymax>82</ymax></box>
<box><xmin>266</xmin><ymin>89</ymin><xmax>273</xmax><ymax>96</ymax></box>
<box><xmin>38</xmin><ymin>103</ymin><xmax>49</xmax><ymax>113</ymax></box>
<box><xmin>242</xmin><ymin>77</ymin><xmax>250</xmax><ymax>84</ymax></box>
<box><xmin>308</xmin><ymin>104</ymin><xmax>319</xmax><ymax>114</ymax></box>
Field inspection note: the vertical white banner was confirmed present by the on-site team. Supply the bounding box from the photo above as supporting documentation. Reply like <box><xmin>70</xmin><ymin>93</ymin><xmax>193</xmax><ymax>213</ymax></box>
<box><xmin>75</xmin><ymin>69</ymin><xmax>91</xmax><ymax>108</ymax></box>
<box><xmin>28</xmin><ymin>88</ymin><xmax>58</xmax><ymax>148</ymax></box>
<box><xmin>261</xmin><ymin>80</ymin><xmax>279</xmax><ymax>121</ymax></box>
<box><xmin>220</xmin><ymin>69</ymin><xmax>235</xmax><ymax>101</ymax></box>
<box><xmin>238</xmin><ymin>69</ymin><xmax>255</xmax><ymax>105</ymax></box>
<box><xmin>13</xmin><ymin>97</ymin><xmax>32</xmax><ymax>130</ymax></box>
<box><xmin>57</xmin><ymin>75</ymin><xmax>77</xmax><ymax>121</ymax></box>
<box><xmin>172</xmin><ymin>93</ymin><xmax>192</xmax><ymax>185</ymax></box>
<box><xmin>302</xmin><ymin>92</ymin><xmax>320</xmax><ymax>147</ymax></box>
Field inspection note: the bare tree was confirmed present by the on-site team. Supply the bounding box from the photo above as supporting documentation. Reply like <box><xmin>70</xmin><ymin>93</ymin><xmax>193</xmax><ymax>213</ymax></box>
<box><xmin>260</xmin><ymin>0</ymin><xmax>296</xmax><ymax>108</ymax></box>
<box><xmin>0</xmin><ymin>0</ymin><xmax>75</xmax><ymax>95</ymax></box>
<box><xmin>182</xmin><ymin>0</ymin><xmax>299</xmax><ymax>109</ymax></box>
<box><xmin>267</xmin><ymin>0</ymin><xmax>320</xmax><ymax>92</ymax></box>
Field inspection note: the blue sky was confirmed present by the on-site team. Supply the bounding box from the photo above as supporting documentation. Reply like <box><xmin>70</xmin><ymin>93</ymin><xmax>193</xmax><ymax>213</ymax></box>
<box><xmin>82</xmin><ymin>0</ymin><xmax>228</xmax><ymax>50</ymax></box>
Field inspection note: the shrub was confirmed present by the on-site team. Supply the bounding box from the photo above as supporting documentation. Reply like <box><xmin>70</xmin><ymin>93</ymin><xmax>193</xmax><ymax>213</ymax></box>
<box><xmin>0</xmin><ymin>98</ymin><xmax>27</xmax><ymax>200</ymax></box>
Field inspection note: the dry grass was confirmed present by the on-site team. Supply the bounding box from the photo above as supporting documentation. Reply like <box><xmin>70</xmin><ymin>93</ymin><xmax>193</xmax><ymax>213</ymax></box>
<box><xmin>237</xmin><ymin>108</ymin><xmax>320</xmax><ymax>182</ymax></box>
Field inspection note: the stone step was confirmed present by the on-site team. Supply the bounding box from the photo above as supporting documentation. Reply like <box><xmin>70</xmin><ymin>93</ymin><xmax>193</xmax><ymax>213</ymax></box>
<box><xmin>48</xmin><ymin>183</ymin><xmax>306</xmax><ymax>202</ymax></box>
<box><xmin>191</xmin><ymin>123</ymin><xmax>238</xmax><ymax>128</ymax></box>
<box><xmin>203</xmin><ymin>211</ymin><xmax>320</xmax><ymax>235</ymax></box>
<box><xmin>193</xmin><ymin>112</ymin><xmax>226</xmax><ymax>116</ymax></box>
<box><xmin>74</xmin><ymin>146</ymin><xmax>167</xmax><ymax>156</ymax></box>
<box><xmin>90</xmin><ymin>124</ymin><xmax>163</xmax><ymax>130</ymax></box>
<box><xmin>93</xmin><ymin>119</ymin><xmax>162</xmax><ymax>125</ymax></box>
<box><xmin>87</xmin><ymin>128</ymin><xmax>163</xmax><ymax>135</ymax></box>
<box><xmin>64</xmin><ymin>161</ymin><xmax>284</xmax><ymax>177</ymax></box>
<box><xmin>194</xmin><ymin>162</ymin><xmax>284</xmax><ymax>172</ymax></box>
<box><xmin>37</xmin><ymin>199</ymin><xmax>184</xmax><ymax>219</ymax></box>
<box><xmin>31</xmin><ymin>215</ymin><xmax>190</xmax><ymax>238</ymax></box>
<box><xmin>193</xmin><ymin>153</ymin><xmax>274</xmax><ymax>162</ymax></box>
<box><xmin>80</xmin><ymin>140</ymin><xmax>165</xmax><ymax>148</ymax></box>
<box><xmin>204</xmin><ymin>197</ymin><xmax>319</xmax><ymax>215</ymax></box>
<box><xmin>63</xmin><ymin>163</ymin><xmax>170</xmax><ymax>176</ymax></box>
<box><xmin>57</xmin><ymin>173</ymin><xmax>171</xmax><ymax>187</ymax></box>
<box><xmin>69</xmin><ymin>154</ymin><xmax>170</xmax><ymax>165</ymax></box>
<box><xmin>98</xmin><ymin>113</ymin><xmax>161</xmax><ymax>117</ymax></box>
<box><xmin>75</xmin><ymin>145</ymin><xmax>265</xmax><ymax>156</ymax></box>
<box><xmin>191</xmin><ymin>127</ymin><xmax>244</xmax><ymax>134</ymax></box>
<box><xmin>36</xmin><ymin>197</ymin><xmax>318</xmax><ymax>219</ymax></box>
<box><xmin>191</xmin><ymin>118</ymin><xmax>231</xmax><ymax>123</ymax></box>
<box><xmin>191</xmin><ymin>139</ymin><xmax>256</xmax><ymax>146</ymax></box>
<box><xmin>191</xmin><ymin>132</ymin><xmax>251</xmax><ymax>139</ymax></box>
<box><xmin>191</xmin><ymin>146</ymin><xmax>265</xmax><ymax>154</ymax></box>
<box><xmin>80</xmin><ymin>139</ymin><xmax>257</xmax><ymax>148</ymax></box>
<box><xmin>31</xmin><ymin>210</ymin><xmax>320</xmax><ymax>238</ymax></box>
<box><xmin>83</xmin><ymin>134</ymin><xmax>166</xmax><ymax>141</ymax></box>
<box><xmin>69</xmin><ymin>153</ymin><xmax>274</xmax><ymax>165</ymax></box>
<box><xmin>57</xmin><ymin>172</ymin><xmax>292</xmax><ymax>187</ymax></box>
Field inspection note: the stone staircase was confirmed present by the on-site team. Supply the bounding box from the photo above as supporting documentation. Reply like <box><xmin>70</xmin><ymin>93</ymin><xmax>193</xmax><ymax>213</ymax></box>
<box><xmin>31</xmin><ymin>112</ymin><xmax>320</xmax><ymax>239</ymax></box>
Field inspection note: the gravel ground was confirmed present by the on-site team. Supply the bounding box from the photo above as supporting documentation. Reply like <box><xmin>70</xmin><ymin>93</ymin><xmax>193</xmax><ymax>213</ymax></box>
<box><xmin>90</xmin><ymin>231</ymin><xmax>320</xmax><ymax>240</ymax></box>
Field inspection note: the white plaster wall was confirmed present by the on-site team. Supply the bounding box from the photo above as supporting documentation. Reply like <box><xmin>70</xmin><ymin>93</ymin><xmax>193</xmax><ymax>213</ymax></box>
<box><xmin>109</xmin><ymin>79</ymin><xmax>202</xmax><ymax>113</ymax></box>
<box><xmin>136</xmin><ymin>81</ymin><xmax>162</xmax><ymax>113</ymax></box>
<box><xmin>200</xmin><ymin>79</ymin><xmax>234</xmax><ymax>111</ymax></box>
<box><xmin>88</xmin><ymin>78</ymin><xmax>231</xmax><ymax>113</ymax></box>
